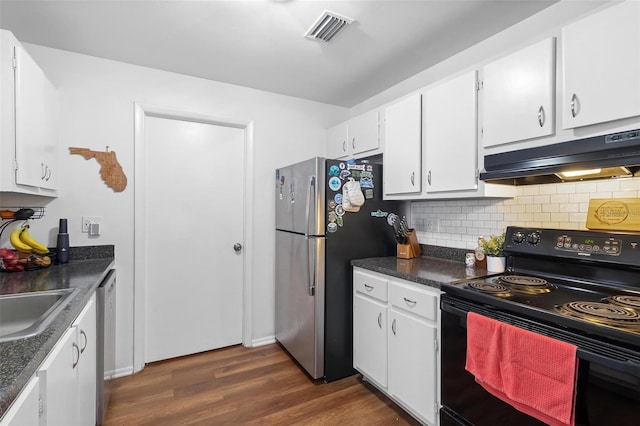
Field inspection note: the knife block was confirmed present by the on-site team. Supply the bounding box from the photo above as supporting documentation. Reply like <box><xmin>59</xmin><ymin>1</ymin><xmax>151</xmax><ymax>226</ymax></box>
<box><xmin>397</xmin><ymin>230</ymin><xmax>421</xmax><ymax>259</ymax></box>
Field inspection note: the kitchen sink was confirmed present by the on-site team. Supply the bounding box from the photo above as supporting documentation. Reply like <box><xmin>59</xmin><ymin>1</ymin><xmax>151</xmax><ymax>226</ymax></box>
<box><xmin>0</xmin><ymin>288</ymin><xmax>78</xmax><ymax>342</ymax></box>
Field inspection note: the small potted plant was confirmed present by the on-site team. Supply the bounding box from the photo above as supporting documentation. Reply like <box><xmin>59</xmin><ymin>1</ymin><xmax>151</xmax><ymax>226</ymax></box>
<box><xmin>481</xmin><ymin>233</ymin><xmax>506</xmax><ymax>272</ymax></box>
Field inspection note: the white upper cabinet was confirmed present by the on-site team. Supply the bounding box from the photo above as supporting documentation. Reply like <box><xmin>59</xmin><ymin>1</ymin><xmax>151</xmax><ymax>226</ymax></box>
<box><xmin>326</xmin><ymin>121</ymin><xmax>349</xmax><ymax>159</ymax></box>
<box><xmin>0</xmin><ymin>30</ymin><xmax>59</xmax><ymax>196</ymax></box>
<box><xmin>349</xmin><ymin>110</ymin><xmax>380</xmax><ymax>155</ymax></box>
<box><xmin>383</xmin><ymin>93</ymin><xmax>421</xmax><ymax>196</ymax></box>
<box><xmin>326</xmin><ymin>110</ymin><xmax>380</xmax><ymax>160</ymax></box>
<box><xmin>14</xmin><ymin>44</ymin><xmax>59</xmax><ymax>190</ymax></box>
<box><xmin>424</xmin><ymin>71</ymin><xmax>478</xmax><ymax>193</ymax></box>
<box><xmin>562</xmin><ymin>1</ymin><xmax>640</xmax><ymax>129</ymax></box>
<box><xmin>482</xmin><ymin>38</ymin><xmax>555</xmax><ymax>147</ymax></box>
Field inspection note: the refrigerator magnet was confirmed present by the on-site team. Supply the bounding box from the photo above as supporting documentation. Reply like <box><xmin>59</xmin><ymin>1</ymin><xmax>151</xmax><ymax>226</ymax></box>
<box><xmin>329</xmin><ymin>165</ymin><xmax>340</xmax><ymax>176</ymax></box>
<box><xmin>334</xmin><ymin>193</ymin><xmax>343</xmax><ymax>204</ymax></box>
<box><xmin>327</xmin><ymin>222</ymin><xmax>338</xmax><ymax>233</ymax></box>
<box><xmin>335</xmin><ymin>205</ymin><xmax>345</xmax><ymax>217</ymax></box>
<box><xmin>328</xmin><ymin>177</ymin><xmax>341</xmax><ymax>191</ymax></box>
<box><xmin>337</xmin><ymin>216</ymin><xmax>344</xmax><ymax>227</ymax></box>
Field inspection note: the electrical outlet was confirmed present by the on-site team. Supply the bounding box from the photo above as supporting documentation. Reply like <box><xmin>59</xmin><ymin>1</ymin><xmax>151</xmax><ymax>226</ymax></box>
<box><xmin>425</xmin><ymin>218</ymin><xmax>439</xmax><ymax>232</ymax></box>
<box><xmin>82</xmin><ymin>216</ymin><xmax>102</xmax><ymax>233</ymax></box>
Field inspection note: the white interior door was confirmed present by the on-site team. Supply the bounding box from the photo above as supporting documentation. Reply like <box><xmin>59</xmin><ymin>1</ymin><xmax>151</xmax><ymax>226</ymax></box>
<box><xmin>144</xmin><ymin>115</ymin><xmax>244</xmax><ymax>363</ymax></box>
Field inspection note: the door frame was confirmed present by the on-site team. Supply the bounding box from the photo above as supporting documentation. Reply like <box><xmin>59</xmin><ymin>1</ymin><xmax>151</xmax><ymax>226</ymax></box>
<box><xmin>133</xmin><ymin>102</ymin><xmax>254</xmax><ymax>372</ymax></box>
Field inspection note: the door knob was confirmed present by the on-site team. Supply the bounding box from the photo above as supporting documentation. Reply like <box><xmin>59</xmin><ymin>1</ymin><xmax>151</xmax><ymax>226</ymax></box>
<box><xmin>233</xmin><ymin>243</ymin><xmax>243</xmax><ymax>252</ymax></box>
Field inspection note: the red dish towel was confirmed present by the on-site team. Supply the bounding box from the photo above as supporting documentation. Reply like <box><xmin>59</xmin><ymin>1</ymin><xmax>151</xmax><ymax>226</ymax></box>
<box><xmin>465</xmin><ymin>312</ymin><xmax>578</xmax><ymax>426</ymax></box>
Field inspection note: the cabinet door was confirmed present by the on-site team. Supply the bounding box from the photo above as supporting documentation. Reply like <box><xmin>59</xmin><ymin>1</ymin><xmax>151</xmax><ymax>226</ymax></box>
<box><xmin>0</xmin><ymin>377</ymin><xmax>39</xmax><ymax>426</ymax></box>
<box><xmin>354</xmin><ymin>294</ymin><xmax>388</xmax><ymax>388</ymax></box>
<box><xmin>424</xmin><ymin>71</ymin><xmax>478</xmax><ymax>193</ymax></box>
<box><xmin>384</xmin><ymin>93</ymin><xmax>421</xmax><ymax>195</ymax></box>
<box><xmin>562</xmin><ymin>2</ymin><xmax>640</xmax><ymax>129</ymax></box>
<box><xmin>14</xmin><ymin>44</ymin><xmax>58</xmax><ymax>190</ymax></box>
<box><xmin>482</xmin><ymin>38</ymin><xmax>555</xmax><ymax>147</ymax></box>
<box><xmin>389</xmin><ymin>309</ymin><xmax>438</xmax><ymax>426</ymax></box>
<box><xmin>74</xmin><ymin>296</ymin><xmax>97</xmax><ymax>426</ymax></box>
<box><xmin>327</xmin><ymin>121</ymin><xmax>349</xmax><ymax>159</ymax></box>
<box><xmin>349</xmin><ymin>110</ymin><xmax>379</xmax><ymax>155</ymax></box>
<box><xmin>38</xmin><ymin>328</ymin><xmax>78</xmax><ymax>426</ymax></box>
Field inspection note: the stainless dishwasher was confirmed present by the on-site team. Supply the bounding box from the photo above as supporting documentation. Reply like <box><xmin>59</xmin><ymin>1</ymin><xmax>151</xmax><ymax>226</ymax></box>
<box><xmin>96</xmin><ymin>269</ymin><xmax>116</xmax><ymax>425</ymax></box>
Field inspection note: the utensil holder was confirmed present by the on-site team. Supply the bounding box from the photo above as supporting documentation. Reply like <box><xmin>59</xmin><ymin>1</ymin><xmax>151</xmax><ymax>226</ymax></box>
<box><xmin>397</xmin><ymin>230</ymin><xmax>421</xmax><ymax>259</ymax></box>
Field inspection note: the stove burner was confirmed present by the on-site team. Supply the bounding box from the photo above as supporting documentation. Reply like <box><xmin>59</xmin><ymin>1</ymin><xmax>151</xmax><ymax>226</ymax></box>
<box><xmin>467</xmin><ymin>282</ymin><xmax>511</xmax><ymax>297</ymax></box>
<box><xmin>605</xmin><ymin>295</ymin><xmax>640</xmax><ymax>311</ymax></box>
<box><xmin>495</xmin><ymin>275</ymin><xmax>553</xmax><ymax>294</ymax></box>
<box><xmin>555</xmin><ymin>301</ymin><xmax>640</xmax><ymax>331</ymax></box>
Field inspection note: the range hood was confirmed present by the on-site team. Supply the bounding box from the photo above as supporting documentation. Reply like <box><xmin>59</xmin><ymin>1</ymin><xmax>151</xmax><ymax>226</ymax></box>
<box><xmin>480</xmin><ymin>129</ymin><xmax>640</xmax><ymax>185</ymax></box>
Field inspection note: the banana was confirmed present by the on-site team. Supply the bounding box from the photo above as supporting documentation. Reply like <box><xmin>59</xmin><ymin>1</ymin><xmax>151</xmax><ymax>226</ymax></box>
<box><xmin>10</xmin><ymin>228</ymin><xmax>32</xmax><ymax>253</ymax></box>
<box><xmin>19</xmin><ymin>226</ymin><xmax>50</xmax><ymax>254</ymax></box>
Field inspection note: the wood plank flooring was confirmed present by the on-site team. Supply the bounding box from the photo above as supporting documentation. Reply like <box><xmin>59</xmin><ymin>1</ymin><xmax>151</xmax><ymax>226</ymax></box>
<box><xmin>104</xmin><ymin>343</ymin><xmax>420</xmax><ymax>425</ymax></box>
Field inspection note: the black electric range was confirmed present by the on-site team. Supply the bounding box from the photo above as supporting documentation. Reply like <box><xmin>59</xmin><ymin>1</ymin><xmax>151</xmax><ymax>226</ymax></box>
<box><xmin>440</xmin><ymin>226</ymin><xmax>640</xmax><ymax>426</ymax></box>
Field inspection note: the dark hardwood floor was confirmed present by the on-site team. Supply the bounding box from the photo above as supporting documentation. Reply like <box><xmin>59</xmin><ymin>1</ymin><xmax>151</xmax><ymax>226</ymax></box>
<box><xmin>104</xmin><ymin>343</ymin><xmax>420</xmax><ymax>425</ymax></box>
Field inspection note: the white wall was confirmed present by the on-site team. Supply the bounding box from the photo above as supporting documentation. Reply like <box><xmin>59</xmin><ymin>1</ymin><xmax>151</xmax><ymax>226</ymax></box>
<box><xmin>2</xmin><ymin>44</ymin><xmax>347</xmax><ymax>374</ymax></box>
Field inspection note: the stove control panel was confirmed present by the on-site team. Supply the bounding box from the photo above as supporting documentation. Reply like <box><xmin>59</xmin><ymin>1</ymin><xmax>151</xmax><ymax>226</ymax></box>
<box><xmin>505</xmin><ymin>226</ymin><xmax>640</xmax><ymax>265</ymax></box>
<box><xmin>554</xmin><ymin>234</ymin><xmax>621</xmax><ymax>255</ymax></box>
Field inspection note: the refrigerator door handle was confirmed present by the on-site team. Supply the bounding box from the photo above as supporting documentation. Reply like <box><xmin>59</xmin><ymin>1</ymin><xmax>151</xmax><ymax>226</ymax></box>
<box><xmin>305</xmin><ymin>176</ymin><xmax>315</xmax><ymax>236</ymax></box>
<box><xmin>307</xmin><ymin>237</ymin><xmax>316</xmax><ymax>296</ymax></box>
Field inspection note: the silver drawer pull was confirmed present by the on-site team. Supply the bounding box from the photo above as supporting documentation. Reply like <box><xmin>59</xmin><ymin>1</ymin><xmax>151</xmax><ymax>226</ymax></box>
<box><xmin>404</xmin><ymin>297</ymin><xmax>417</xmax><ymax>308</ymax></box>
<box><xmin>377</xmin><ymin>312</ymin><xmax>382</xmax><ymax>328</ymax></box>
<box><xmin>364</xmin><ymin>284</ymin><xmax>374</xmax><ymax>292</ymax></box>
<box><xmin>392</xmin><ymin>318</ymin><xmax>397</xmax><ymax>335</ymax></box>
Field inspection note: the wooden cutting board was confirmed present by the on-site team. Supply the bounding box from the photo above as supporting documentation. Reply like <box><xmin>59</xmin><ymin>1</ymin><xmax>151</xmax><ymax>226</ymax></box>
<box><xmin>586</xmin><ymin>198</ymin><xmax>640</xmax><ymax>231</ymax></box>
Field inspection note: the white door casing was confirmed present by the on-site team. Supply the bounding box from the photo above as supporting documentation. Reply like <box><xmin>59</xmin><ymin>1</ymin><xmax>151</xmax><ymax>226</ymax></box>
<box><xmin>133</xmin><ymin>103</ymin><xmax>254</xmax><ymax>370</ymax></box>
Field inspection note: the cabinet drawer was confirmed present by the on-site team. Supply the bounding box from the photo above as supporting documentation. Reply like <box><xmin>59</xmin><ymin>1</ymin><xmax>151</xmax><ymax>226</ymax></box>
<box><xmin>389</xmin><ymin>281</ymin><xmax>439</xmax><ymax>321</ymax></box>
<box><xmin>354</xmin><ymin>270</ymin><xmax>388</xmax><ymax>302</ymax></box>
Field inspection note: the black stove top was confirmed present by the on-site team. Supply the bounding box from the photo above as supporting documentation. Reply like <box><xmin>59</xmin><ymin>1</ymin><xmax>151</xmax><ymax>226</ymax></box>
<box><xmin>442</xmin><ymin>227</ymin><xmax>640</xmax><ymax>351</ymax></box>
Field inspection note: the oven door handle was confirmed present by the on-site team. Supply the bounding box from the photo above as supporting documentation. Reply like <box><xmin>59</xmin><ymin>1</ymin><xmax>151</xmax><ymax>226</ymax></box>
<box><xmin>441</xmin><ymin>300</ymin><xmax>640</xmax><ymax>376</ymax></box>
<box><xmin>576</xmin><ymin>349</ymin><xmax>640</xmax><ymax>376</ymax></box>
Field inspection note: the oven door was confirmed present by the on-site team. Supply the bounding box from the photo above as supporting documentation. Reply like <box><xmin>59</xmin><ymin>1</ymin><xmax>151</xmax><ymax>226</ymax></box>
<box><xmin>440</xmin><ymin>295</ymin><xmax>640</xmax><ymax>426</ymax></box>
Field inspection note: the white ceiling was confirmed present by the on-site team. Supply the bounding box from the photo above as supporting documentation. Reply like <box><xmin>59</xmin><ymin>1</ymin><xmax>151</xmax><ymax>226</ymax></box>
<box><xmin>0</xmin><ymin>0</ymin><xmax>559</xmax><ymax>107</ymax></box>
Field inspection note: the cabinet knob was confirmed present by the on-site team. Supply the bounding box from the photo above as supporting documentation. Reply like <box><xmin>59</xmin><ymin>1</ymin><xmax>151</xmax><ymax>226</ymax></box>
<box><xmin>233</xmin><ymin>243</ymin><xmax>243</xmax><ymax>252</ymax></box>
<box><xmin>570</xmin><ymin>93</ymin><xmax>579</xmax><ymax>118</ymax></box>
<box><xmin>537</xmin><ymin>106</ymin><xmax>545</xmax><ymax>127</ymax></box>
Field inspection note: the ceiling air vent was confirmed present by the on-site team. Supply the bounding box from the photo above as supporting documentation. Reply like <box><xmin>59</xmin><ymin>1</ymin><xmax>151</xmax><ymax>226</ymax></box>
<box><xmin>304</xmin><ymin>10</ymin><xmax>354</xmax><ymax>42</ymax></box>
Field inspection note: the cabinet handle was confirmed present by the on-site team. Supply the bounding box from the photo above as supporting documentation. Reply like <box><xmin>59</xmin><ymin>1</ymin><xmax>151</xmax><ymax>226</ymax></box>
<box><xmin>45</xmin><ymin>165</ymin><xmax>51</xmax><ymax>181</ymax></box>
<box><xmin>364</xmin><ymin>284</ymin><xmax>374</xmax><ymax>292</ymax></box>
<box><xmin>570</xmin><ymin>93</ymin><xmax>579</xmax><ymax>118</ymax></box>
<box><xmin>80</xmin><ymin>330</ymin><xmax>88</xmax><ymax>353</ymax></box>
<box><xmin>392</xmin><ymin>318</ymin><xmax>397</xmax><ymax>335</ymax></box>
<box><xmin>427</xmin><ymin>170</ymin><xmax>431</xmax><ymax>186</ymax></box>
<box><xmin>41</xmin><ymin>163</ymin><xmax>46</xmax><ymax>180</ymax></box>
<box><xmin>411</xmin><ymin>172</ymin><xmax>415</xmax><ymax>186</ymax></box>
<box><xmin>351</xmin><ymin>137</ymin><xmax>355</xmax><ymax>150</ymax></box>
<box><xmin>342</xmin><ymin>140</ymin><xmax>346</xmax><ymax>153</ymax></box>
<box><xmin>72</xmin><ymin>342</ymin><xmax>80</xmax><ymax>368</ymax></box>
<box><xmin>377</xmin><ymin>312</ymin><xmax>382</xmax><ymax>328</ymax></box>
<box><xmin>403</xmin><ymin>297</ymin><xmax>417</xmax><ymax>308</ymax></box>
<box><xmin>537</xmin><ymin>106</ymin><xmax>545</xmax><ymax>127</ymax></box>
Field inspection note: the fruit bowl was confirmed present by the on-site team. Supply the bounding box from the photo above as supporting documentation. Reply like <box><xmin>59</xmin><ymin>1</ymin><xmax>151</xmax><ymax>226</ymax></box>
<box><xmin>0</xmin><ymin>249</ymin><xmax>53</xmax><ymax>272</ymax></box>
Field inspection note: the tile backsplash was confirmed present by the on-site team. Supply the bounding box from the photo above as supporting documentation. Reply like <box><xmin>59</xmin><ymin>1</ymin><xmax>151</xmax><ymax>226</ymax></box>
<box><xmin>411</xmin><ymin>177</ymin><xmax>640</xmax><ymax>250</ymax></box>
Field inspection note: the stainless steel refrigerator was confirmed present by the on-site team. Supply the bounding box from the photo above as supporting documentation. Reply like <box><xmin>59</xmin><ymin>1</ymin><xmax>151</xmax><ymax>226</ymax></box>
<box><xmin>275</xmin><ymin>157</ymin><xmax>399</xmax><ymax>382</ymax></box>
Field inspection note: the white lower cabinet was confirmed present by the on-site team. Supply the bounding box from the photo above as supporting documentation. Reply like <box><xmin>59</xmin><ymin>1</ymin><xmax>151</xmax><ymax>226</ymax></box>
<box><xmin>37</xmin><ymin>294</ymin><xmax>96</xmax><ymax>426</ymax></box>
<box><xmin>353</xmin><ymin>268</ymin><xmax>441</xmax><ymax>425</ymax></box>
<box><xmin>0</xmin><ymin>377</ymin><xmax>39</xmax><ymax>426</ymax></box>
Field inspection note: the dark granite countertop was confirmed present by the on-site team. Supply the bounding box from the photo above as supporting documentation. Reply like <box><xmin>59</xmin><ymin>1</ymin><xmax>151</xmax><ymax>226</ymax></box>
<box><xmin>351</xmin><ymin>255</ymin><xmax>487</xmax><ymax>289</ymax></box>
<box><xmin>0</xmin><ymin>252</ymin><xmax>114</xmax><ymax>419</ymax></box>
